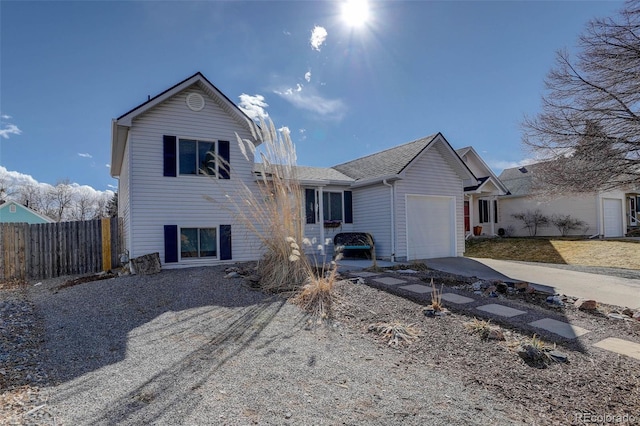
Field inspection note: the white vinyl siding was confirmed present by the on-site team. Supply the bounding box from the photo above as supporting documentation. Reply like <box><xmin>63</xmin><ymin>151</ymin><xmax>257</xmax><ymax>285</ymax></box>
<box><xmin>394</xmin><ymin>141</ymin><xmax>465</xmax><ymax>260</ymax></box>
<box><xmin>118</xmin><ymin>133</ymin><xmax>132</xmax><ymax>255</ymax></box>
<box><xmin>498</xmin><ymin>195</ymin><xmax>598</xmax><ymax>237</ymax></box>
<box><xmin>126</xmin><ymin>86</ymin><xmax>262</xmax><ymax>265</ymax></box>
<box><xmin>351</xmin><ymin>184</ymin><xmax>393</xmax><ymax>259</ymax></box>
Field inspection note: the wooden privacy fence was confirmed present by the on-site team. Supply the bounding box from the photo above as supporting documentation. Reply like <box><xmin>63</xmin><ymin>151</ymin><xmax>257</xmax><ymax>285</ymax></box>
<box><xmin>0</xmin><ymin>217</ymin><xmax>122</xmax><ymax>281</ymax></box>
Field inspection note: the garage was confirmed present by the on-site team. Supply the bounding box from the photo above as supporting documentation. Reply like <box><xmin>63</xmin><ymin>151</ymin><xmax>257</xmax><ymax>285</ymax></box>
<box><xmin>406</xmin><ymin>195</ymin><xmax>456</xmax><ymax>259</ymax></box>
<box><xmin>603</xmin><ymin>198</ymin><xmax>623</xmax><ymax>237</ymax></box>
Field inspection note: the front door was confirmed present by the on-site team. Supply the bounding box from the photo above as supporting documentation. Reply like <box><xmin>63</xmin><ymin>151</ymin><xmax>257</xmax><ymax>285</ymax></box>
<box><xmin>464</xmin><ymin>201</ymin><xmax>470</xmax><ymax>233</ymax></box>
<box><xmin>629</xmin><ymin>197</ymin><xmax>638</xmax><ymax>226</ymax></box>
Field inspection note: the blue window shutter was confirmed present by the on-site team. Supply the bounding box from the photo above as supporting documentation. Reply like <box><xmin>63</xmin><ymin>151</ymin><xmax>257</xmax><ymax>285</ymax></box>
<box><xmin>164</xmin><ymin>225</ymin><xmax>178</xmax><ymax>263</ymax></box>
<box><xmin>218</xmin><ymin>140</ymin><xmax>230</xmax><ymax>179</ymax></box>
<box><xmin>305</xmin><ymin>189</ymin><xmax>316</xmax><ymax>224</ymax></box>
<box><xmin>344</xmin><ymin>191</ymin><xmax>353</xmax><ymax>224</ymax></box>
<box><xmin>220</xmin><ymin>225</ymin><xmax>232</xmax><ymax>260</ymax></box>
<box><xmin>163</xmin><ymin>135</ymin><xmax>177</xmax><ymax>177</ymax></box>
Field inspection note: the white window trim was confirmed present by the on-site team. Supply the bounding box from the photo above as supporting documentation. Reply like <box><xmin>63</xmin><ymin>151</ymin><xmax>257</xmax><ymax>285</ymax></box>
<box><xmin>178</xmin><ymin>226</ymin><xmax>219</xmax><ymax>261</ymax></box>
<box><xmin>9</xmin><ymin>204</ymin><xmax>16</xmax><ymax>213</ymax></box>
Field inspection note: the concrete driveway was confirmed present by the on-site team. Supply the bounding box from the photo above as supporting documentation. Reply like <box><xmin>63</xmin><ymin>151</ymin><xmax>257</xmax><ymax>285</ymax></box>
<box><xmin>426</xmin><ymin>257</ymin><xmax>640</xmax><ymax>310</ymax></box>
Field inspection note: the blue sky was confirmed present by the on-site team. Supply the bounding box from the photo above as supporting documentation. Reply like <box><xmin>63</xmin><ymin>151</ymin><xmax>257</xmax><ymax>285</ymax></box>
<box><xmin>0</xmin><ymin>0</ymin><xmax>624</xmax><ymax>193</ymax></box>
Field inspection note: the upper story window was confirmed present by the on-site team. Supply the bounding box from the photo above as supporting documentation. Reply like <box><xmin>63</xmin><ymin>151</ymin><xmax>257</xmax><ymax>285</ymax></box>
<box><xmin>9</xmin><ymin>204</ymin><xmax>16</xmax><ymax>213</ymax></box>
<box><xmin>179</xmin><ymin>139</ymin><xmax>216</xmax><ymax>176</ymax></box>
<box><xmin>164</xmin><ymin>135</ymin><xmax>230</xmax><ymax>179</ymax></box>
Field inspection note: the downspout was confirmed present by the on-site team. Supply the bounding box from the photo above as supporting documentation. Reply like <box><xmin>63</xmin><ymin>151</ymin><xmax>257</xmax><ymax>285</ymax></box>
<box><xmin>383</xmin><ymin>179</ymin><xmax>395</xmax><ymax>262</ymax></box>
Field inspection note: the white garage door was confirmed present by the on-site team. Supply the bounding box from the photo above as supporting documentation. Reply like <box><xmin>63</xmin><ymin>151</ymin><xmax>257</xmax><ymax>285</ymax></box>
<box><xmin>603</xmin><ymin>198</ymin><xmax>623</xmax><ymax>237</ymax></box>
<box><xmin>406</xmin><ymin>195</ymin><xmax>455</xmax><ymax>260</ymax></box>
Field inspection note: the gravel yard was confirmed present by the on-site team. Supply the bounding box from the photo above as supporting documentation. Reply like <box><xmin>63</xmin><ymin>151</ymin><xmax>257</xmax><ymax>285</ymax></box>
<box><xmin>2</xmin><ymin>264</ymin><xmax>640</xmax><ymax>425</ymax></box>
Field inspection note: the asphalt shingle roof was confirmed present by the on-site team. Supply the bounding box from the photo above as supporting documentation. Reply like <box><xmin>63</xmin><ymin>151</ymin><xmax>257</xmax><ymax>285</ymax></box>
<box><xmin>498</xmin><ymin>164</ymin><xmax>539</xmax><ymax>196</ymax></box>
<box><xmin>332</xmin><ymin>134</ymin><xmax>439</xmax><ymax>181</ymax></box>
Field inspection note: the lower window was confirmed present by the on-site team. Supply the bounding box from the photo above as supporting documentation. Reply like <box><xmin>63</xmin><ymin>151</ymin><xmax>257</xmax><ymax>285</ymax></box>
<box><xmin>180</xmin><ymin>228</ymin><xmax>217</xmax><ymax>258</ymax></box>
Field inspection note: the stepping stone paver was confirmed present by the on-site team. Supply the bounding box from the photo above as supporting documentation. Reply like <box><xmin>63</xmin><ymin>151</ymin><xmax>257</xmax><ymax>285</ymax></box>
<box><xmin>351</xmin><ymin>271</ymin><xmax>380</xmax><ymax>277</ymax></box>
<box><xmin>399</xmin><ymin>284</ymin><xmax>433</xmax><ymax>294</ymax></box>
<box><xmin>372</xmin><ymin>277</ymin><xmax>407</xmax><ymax>286</ymax></box>
<box><xmin>440</xmin><ymin>293</ymin><xmax>474</xmax><ymax>304</ymax></box>
<box><xmin>529</xmin><ymin>318</ymin><xmax>590</xmax><ymax>339</ymax></box>
<box><xmin>476</xmin><ymin>304</ymin><xmax>527</xmax><ymax>318</ymax></box>
<box><xmin>396</xmin><ymin>269</ymin><xmax>418</xmax><ymax>274</ymax></box>
<box><xmin>593</xmin><ymin>338</ymin><xmax>640</xmax><ymax>361</ymax></box>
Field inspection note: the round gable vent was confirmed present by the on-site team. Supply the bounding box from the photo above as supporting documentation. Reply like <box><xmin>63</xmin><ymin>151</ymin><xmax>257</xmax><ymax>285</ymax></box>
<box><xmin>186</xmin><ymin>93</ymin><xmax>205</xmax><ymax>111</ymax></box>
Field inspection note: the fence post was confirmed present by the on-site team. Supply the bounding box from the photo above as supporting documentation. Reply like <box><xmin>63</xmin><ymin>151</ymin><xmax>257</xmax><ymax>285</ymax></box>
<box><xmin>102</xmin><ymin>217</ymin><xmax>111</xmax><ymax>271</ymax></box>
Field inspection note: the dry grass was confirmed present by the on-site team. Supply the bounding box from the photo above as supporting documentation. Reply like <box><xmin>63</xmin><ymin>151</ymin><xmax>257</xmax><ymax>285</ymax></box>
<box><xmin>429</xmin><ymin>279</ymin><xmax>444</xmax><ymax>311</ymax></box>
<box><xmin>465</xmin><ymin>238</ymin><xmax>640</xmax><ymax>269</ymax></box>
<box><xmin>368</xmin><ymin>322</ymin><xmax>419</xmax><ymax>347</ymax></box>
<box><xmin>292</xmin><ymin>262</ymin><xmax>340</xmax><ymax>322</ymax></box>
<box><xmin>464</xmin><ymin>317</ymin><xmax>493</xmax><ymax>339</ymax></box>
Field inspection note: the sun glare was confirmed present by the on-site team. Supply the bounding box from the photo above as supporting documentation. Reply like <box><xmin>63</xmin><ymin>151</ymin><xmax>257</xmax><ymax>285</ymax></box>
<box><xmin>341</xmin><ymin>0</ymin><xmax>370</xmax><ymax>28</ymax></box>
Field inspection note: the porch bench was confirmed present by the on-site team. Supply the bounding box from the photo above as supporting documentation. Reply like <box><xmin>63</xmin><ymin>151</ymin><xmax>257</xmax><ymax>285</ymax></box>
<box><xmin>334</xmin><ymin>232</ymin><xmax>375</xmax><ymax>259</ymax></box>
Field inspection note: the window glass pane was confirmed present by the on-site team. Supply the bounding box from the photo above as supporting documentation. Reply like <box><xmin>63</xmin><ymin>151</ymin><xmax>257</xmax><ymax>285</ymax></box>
<box><xmin>179</xmin><ymin>140</ymin><xmax>197</xmax><ymax>175</ymax></box>
<box><xmin>180</xmin><ymin>228</ymin><xmax>199</xmax><ymax>258</ymax></box>
<box><xmin>330</xmin><ymin>192</ymin><xmax>342</xmax><ymax>221</ymax></box>
<box><xmin>198</xmin><ymin>142</ymin><xmax>216</xmax><ymax>175</ymax></box>
<box><xmin>199</xmin><ymin>228</ymin><xmax>217</xmax><ymax>257</ymax></box>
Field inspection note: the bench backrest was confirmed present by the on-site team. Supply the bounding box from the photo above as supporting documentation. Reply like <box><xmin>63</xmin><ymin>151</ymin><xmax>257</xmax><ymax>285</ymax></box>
<box><xmin>334</xmin><ymin>232</ymin><xmax>374</xmax><ymax>247</ymax></box>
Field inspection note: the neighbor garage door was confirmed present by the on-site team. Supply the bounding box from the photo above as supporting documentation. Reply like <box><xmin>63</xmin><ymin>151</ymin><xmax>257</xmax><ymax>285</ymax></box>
<box><xmin>406</xmin><ymin>195</ymin><xmax>455</xmax><ymax>260</ymax></box>
<box><xmin>603</xmin><ymin>198</ymin><xmax>623</xmax><ymax>237</ymax></box>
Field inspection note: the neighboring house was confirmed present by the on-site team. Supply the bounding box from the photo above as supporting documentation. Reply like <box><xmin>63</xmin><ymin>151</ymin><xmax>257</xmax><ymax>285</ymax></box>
<box><xmin>497</xmin><ymin>163</ymin><xmax>636</xmax><ymax>238</ymax></box>
<box><xmin>0</xmin><ymin>200</ymin><xmax>55</xmax><ymax>224</ymax></box>
<box><xmin>110</xmin><ymin>72</ymin><xmax>479</xmax><ymax>268</ymax></box>
<box><xmin>456</xmin><ymin>147</ymin><xmax>510</xmax><ymax>237</ymax></box>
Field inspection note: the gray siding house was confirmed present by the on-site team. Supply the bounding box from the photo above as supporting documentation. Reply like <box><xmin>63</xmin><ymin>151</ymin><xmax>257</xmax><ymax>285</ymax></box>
<box><xmin>111</xmin><ymin>73</ymin><xmax>479</xmax><ymax>268</ymax></box>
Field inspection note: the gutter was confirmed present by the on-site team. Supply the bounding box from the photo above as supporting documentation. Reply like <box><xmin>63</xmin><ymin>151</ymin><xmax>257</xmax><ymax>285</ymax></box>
<box><xmin>383</xmin><ymin>179</ymin><xmax>396</xmax><ymax>262</ymax></box>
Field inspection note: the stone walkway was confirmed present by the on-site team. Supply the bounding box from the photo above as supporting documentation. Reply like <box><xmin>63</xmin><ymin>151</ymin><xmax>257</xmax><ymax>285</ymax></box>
<box><xmin>347</xmin><ymin>269</ymin><xmax>640</xmax><ymax>362</ymax></box>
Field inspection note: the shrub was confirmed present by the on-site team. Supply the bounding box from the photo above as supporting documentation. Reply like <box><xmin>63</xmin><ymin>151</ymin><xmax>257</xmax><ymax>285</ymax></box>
<box><xmin>512</xmin><ymin>210</ymin><xmax>549</xmax><ymax>237</ymax></box>
<box><xmin>550</xmin><ymin>214</ymin><xmax>588</xmax><ymax>236</ymax></box>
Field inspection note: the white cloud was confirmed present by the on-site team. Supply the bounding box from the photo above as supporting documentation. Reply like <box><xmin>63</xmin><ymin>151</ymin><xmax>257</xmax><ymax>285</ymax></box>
<box><xmin>274</xmin><ymin>87</ymin><xmax>346</xmax><ymax>120</ymax></box>
<box><xmin>304</xmin><ymin>71</ymin><xmax>311</xmax><ymax>82</ymax></box>
<box><xmin>105</xmin><ymin>164</ymin><xmax>111</xmax><ymax>168</ymax></box>
<box><xmin>0</xmin><ymin>124</ymin><xmax>22</xmax><ymax>139</ymax></box>
<box><xmin>1</xmin><ymin>114</ymin><xmax>11</xmax><ymax>120</ymax></box>
<box><xmin>107</xmin><ymin>184</ymin><xmax>117</xmax><ymax>190</ymax></box>
<box><xmin>78</xmin><ymin>153</ymin><xmax>93</xmax><ymax>159</ymax></box>
<box><xmin>488</xmin><ymin>158</ymin><xmax>537</xmax><ymax>173</ymax></box>
<box><xmin>299</xmin><ymin>129</ymin><xmax>307</xmax><ymax>141</ymax></box>
<box><xmin>0</xmin><ymin>166</ymin><xmax>114</xmax><ymax>198</ymax></box>
<box><xmin>283</xmin><ymin>30</ymin><xmax>291</xmax><ymax>36</ymax></box>
<box><xmin>238</xmin><ymin>93</ymin><xmax>269</xmax><ymax>120</ymax></box>
<box><xmin>310</xmin><ymin>26</ymin><xmax>328</xmax><ymax>51</ymax></box>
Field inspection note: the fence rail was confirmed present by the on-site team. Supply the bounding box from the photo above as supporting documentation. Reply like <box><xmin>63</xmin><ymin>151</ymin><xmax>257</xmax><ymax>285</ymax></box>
<box><xmin>0</xmin><ymin>217</ymin><xmax>122</xmax><ymax>281</ymax></box>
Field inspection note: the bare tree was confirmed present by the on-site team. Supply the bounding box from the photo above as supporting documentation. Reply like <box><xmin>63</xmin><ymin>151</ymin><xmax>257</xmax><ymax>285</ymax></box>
<box><xmin>48</xmin><ymin>179</ymin><xmax>75</xmax><ymax>222</ymax></box>
<box><xmin>69</xmin><ymin>187</ymin><xmax>96</xmax><ymax>221</ymax></box>
<box><xmin>522</xmin><ymin>1</ymin><xmax>640</xmax><ymax>193</ymax></box>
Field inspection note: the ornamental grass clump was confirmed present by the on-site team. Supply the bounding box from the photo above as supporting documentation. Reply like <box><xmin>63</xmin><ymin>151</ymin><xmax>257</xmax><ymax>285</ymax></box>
<box><xmin>368</xmin><ymin>322</ymin><xmax>420</xmax><ymax>347</ymax></box>
<box><xmin>205</xmin><ymin>118</ymin><xmax>338</xmax><ymax>316</ymax></box>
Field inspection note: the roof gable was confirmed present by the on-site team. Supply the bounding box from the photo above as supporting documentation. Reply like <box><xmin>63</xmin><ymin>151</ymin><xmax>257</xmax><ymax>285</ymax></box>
<box><xmin>0</xmin><ymin>200</ymin><xmax>54</xmax><ymax>223</ymax></box>
<box><xmin>456</xmin><ymin>146</ymin><xmax>509</xmax><ymax>195</ymax></box>
<box><xmin>111</xmin><ymin>72</ymin><xmax>256</xmax><ymax>177</ymax></box>
<box><xmin>333</xmin><ymin>133</ymin><xmax>475</xmax><ymax>184</ymax></box>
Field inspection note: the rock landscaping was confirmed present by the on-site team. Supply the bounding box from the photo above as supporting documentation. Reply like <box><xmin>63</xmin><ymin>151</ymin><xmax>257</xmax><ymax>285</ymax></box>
<box><xmin>0</xmin><ymin>263</ymin><xmax>639</xmax><ymax>424</ymax></box>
